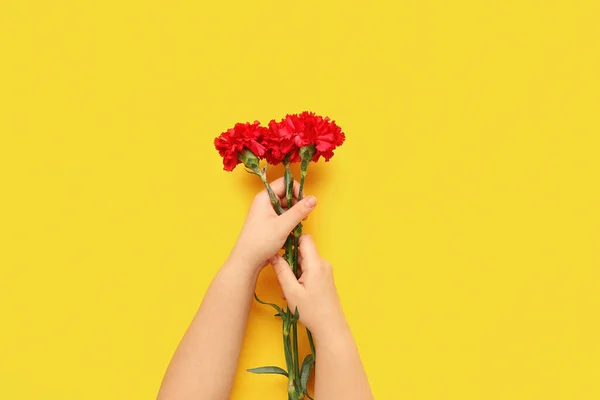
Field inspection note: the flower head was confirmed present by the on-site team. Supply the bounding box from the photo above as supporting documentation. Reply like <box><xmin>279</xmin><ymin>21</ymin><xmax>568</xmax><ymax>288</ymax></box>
<box><xmin>263</xmin><ymin>117</ymin><xmax>299</xmax><ymax>164</ymax></box>
<box><xmin>295</xmin><ymin>112</ymin><xmax>345</xmax><ymax>162</ymax></box>
<box><xmin>214</xmin><ymin>121</ymin><xmax>268</xmax><ymax>171</ymax></box>
<box><xmin>264</xmin><ymin>112</ymin><xmax>345</xmax><ymax>164</ymax></box>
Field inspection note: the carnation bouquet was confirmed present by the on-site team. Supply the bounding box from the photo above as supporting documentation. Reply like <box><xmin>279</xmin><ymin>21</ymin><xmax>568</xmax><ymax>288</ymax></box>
<box><xmin>214</xmin><ymin>112</ymin><xmax>345</xmax><ymax>400</ymax></box>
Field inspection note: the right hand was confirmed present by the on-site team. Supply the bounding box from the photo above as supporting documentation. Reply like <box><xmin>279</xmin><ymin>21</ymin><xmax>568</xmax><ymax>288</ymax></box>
<box><xmin>269</xmin><ymin>235</ymin><xmax>347</xmax><ymax>341</ymax></box>
<box><xmin>230</xmin><ymin>178</ymin><xmax>317</xmax><ymax>272</ymax></box>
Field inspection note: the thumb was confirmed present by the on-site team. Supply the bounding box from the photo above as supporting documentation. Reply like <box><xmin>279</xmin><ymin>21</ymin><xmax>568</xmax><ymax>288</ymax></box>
<box><xmin>269</xmin><ymin>255</ymin><xmax>300</xmax><ymax>297</ymax></box>
<box><xmin>277</xmin><ymin>196</ymin><xmax>318</xmax><ymax>234</ymax></box>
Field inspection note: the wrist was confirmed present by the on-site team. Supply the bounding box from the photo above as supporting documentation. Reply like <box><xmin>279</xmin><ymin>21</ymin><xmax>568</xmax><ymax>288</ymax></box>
<box><xmin>310</xmin><ymin>312</ymin><xmax>350</xmax><ymax>346</ymax></box>
<box><xmin>223</xmin><ymin>254</ymin><xmax>262</xmax><ymax>281</ymax></box>
<box><xmin>313</xmin><ymin>319</ymin><xmax>353</xmax><ymax>350</ymax></box>
<box><xmin>228</xmin><ymin>242</ymin><xmax>265</xmax><ymax>271</ymax></box>
<box><xmin>228</xmin><ymin>246</ymin><xmax>264</xmax><ymax>273</ymax></box>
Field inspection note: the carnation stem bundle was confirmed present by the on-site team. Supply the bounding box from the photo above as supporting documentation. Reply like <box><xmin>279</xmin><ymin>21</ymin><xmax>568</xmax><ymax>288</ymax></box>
<box><xmin>215</xmin><ymin>112</ymin><xmax>344</xmax><ymax>400</ymax></box>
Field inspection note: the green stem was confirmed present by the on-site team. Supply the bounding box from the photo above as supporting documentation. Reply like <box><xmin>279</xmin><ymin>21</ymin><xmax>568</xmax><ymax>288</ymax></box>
<box><xmin>285</xmin><ymin>159</ymin><xmax>302</xmax><ymax>396</ymax></box>
<box><xmin>284</xmin><ymin>158</ymin><xmax>293</xmax><ymax>208</ymax></box>
<box><xmin>298</xmin><ymin>159</ymin><xmax>309</xmax><ymax>201</ymax></box>
<box><xmin>292</xmin><ymin>160</ymin><xmax>306</xmax><ymax>279</ymax></box>
<box><xmin>293</xmin><ymin>224</ymin><xmax>301</xmax><ymax>279</ymax></box>
<box><xmin>284</xmin><ymin>237</ymin><xmax>294</xmax><ymax>267</ymax></box>
<box><xmin>254</xmin><ymin>166</ymin><xmax>284</xmax><ymax>215</ymax></box>
<box><xmin>285</xmin><ymin>311</ymin><xmax>305</xmax><ymax>400</ymax></box>
<box><xmin>297</xmin><ymin>159</ymin><xmax>317</xmax><ymax>364</ymax></box>
<box><xmin>283</xmin><ymin>316</ymin><xmax>293</xmax><ymax>375</ymax></box>
<box><xmin>292</xmin><ymin>319</ymin><xmax>300</xmax><ymax>383</ymax></box>
<box><xmin>283</xmin><ymin>160</ymin><xmax>296</xmax><ymax>272</ymax></box>
<box><xmin>307</xmin><ymin>328</ymin><xmax>315</xmax><ymax>357</ymax></box>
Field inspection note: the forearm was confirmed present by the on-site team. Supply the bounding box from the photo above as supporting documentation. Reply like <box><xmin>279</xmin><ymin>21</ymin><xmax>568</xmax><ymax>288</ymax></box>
<box><xmin>158</xmin><ymin>257</ymin><xmax>259</xmax><ymax>400</ymax></box>
<box><xmin>314</xmin><ymin>323</ymin><xmax>374</xmax><ymax>400</ymax></box>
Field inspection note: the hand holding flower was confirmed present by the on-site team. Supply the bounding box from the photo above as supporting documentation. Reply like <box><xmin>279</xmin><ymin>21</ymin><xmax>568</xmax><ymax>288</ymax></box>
<box><xmin>269</xmin><ymin>234</ymin><xmax>346</xmax><ymax>340</ymax></box>
<box><xmin>214</xmin><ymin>112</ymin><xmax>347</xmax><ymax>399</ymax></box>
<box><xmin>158</xmin><ymin>112</ymin><xmax>371</xmax><ymax>400</ymax></box>
<box><xmin>229</xmin><ymin>177</ymin><xmax>318</xmax><ymax>272</ymax></box>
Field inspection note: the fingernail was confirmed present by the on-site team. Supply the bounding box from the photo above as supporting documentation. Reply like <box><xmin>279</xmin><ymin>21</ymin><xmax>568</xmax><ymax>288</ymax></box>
<box><xmin>305</xmin><ymin>196</ymin><xmax>317</xmax><ymax>208</ymax></box>
<box><xmin>269</xmin><ymin>255</ymin><xmax>279</xmax><ymax>264</ymax></box>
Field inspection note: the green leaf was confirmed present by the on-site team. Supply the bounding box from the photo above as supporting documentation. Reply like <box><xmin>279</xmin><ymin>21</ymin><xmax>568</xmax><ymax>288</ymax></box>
<box><xmin>247</xmin><ymin>366</ymin><xmax>288</xmax><ymax>377</ymax></box>
<box><xmin>254</xmin><ymin>293</ymin><xmax>283</xmax><ymax>316</ymax></box>
<box><xmin>300</xmin><ymin>354</ymin><xmax>315</xmax><ymax>394</ymax></box>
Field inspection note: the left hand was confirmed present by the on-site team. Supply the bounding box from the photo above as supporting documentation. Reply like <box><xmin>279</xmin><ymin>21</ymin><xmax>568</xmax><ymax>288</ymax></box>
<box><xmin>229</xmin><ymin>177</ymin><xmax>318</xmax><ymax>271</ymax></box>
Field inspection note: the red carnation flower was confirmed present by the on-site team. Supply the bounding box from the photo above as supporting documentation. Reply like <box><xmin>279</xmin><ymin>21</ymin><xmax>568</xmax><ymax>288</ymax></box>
<box><xmin>265</xmin><ymin>112</ymin><xmax>345</xmax><ymax>163</ymax></box>
<box><xmin>263</xmin><ymin>117</ymin><xmax>300</xmax><ymax>164</ymax></box>
<box><xmin>214</xmin><ymin>121</ymin><xmax>268</xmax><ymax>171</ymax></box>
<box><xmin>294</xmin><ymin>112</ymin><xmax>345</xmax><ymax>161</ymax></box>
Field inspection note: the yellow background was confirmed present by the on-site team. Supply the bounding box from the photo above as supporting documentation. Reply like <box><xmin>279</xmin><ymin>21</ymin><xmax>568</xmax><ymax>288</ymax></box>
<box><xmin>1</xmin><ymin>1</ymin><xmax>599</xmax><ymax>399</ymax></box>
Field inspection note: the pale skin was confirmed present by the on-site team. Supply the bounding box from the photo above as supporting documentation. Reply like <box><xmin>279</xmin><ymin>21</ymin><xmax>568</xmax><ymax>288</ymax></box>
<box><xmin>158</xmin><ymin>178</ymin><xmax>374</xmax><ymax>400</ymax></box>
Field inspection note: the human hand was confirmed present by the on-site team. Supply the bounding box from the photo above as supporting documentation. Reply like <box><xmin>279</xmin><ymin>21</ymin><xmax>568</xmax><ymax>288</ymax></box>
<box><xmin>229</xmin><ymin>177</ymin><xmax>318</xmax><ymax>272</ymax></box>
<box><xmin>269</xmin><ymin>235</ymin><xmax>347</xmax><ymax>342</ymax></box>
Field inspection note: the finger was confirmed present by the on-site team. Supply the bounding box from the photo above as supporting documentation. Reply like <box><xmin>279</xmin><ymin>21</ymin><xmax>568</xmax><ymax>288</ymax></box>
<box><xmin>279</xmin><ymin>196</ymin><xmax>306</xmax><ymax>211</ymax></box>
<box><xmin>279</xmin><ymin>195</ymin><xmax>298</xmax><ymax>209</ymax></box>
<box><xmin>268</xmin><ymin>177</ymin><xmax>286</xmax><ymax>197</ymax></box>
<box><xmin>298</xmin><ymin>234</ymin><xmax>320</xmax><ymax>268</ymax></box>
<box><xmin>255</xmin><ymin>182</ymin><xmax>299</xmax><ymax>213</ymax></box>
<box><xmin>269</xmin><ymin>255</ymin><xmax>300</xmax><ymax>295</ymax></box>
<box><xmin>277</xmin><ymin>196</ymin><xmax>317</xmax><ymax>234</ymax></box>
<box><xmin>270</xmin><ymin>178</ymin><xmax>300</xmax><ymax>199</ymax></box>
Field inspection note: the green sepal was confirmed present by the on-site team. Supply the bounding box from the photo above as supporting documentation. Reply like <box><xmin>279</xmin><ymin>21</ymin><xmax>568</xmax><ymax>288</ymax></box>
<box><xmin>237</xmin><ymin>148</ymin><xmax>260</xmax><ymax>170</ymax></box>
<box><xmin>299</xmin><ymin>145</ymin><xmax>316</xmax><ymax>161</ymax></box>
<box><xmin>247</xmin><ymin>366</ymin><xmax>289</xmax><ymax>377</ymax></box>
